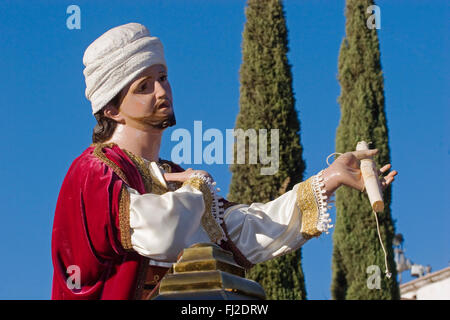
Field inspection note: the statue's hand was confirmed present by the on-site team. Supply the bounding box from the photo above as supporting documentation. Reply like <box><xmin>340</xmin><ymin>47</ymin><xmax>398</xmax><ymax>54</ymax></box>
<box><xmin>322</xmin><ymin>149</ymin><xmax>398</xmax><ymax>196</ymax></box>
<box><xmin>163</xmin><ymin>168</ymin><xmax>212</xmax><ymax>183</ymax></box>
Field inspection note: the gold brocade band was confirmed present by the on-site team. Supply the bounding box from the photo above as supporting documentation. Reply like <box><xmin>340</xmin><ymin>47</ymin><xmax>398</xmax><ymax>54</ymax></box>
<box><xmin>123</xmin><ymin>149</ymin><xmax>169</xmax><ymax>195</ymax></box>
<box><xmin>92</xmin><ymin>142</ymin><xmax>171</xmax><ymax>195</ymax></box>
<box><xmin>92</xmin><ymin>143</ymin><xmax>134</xmax><ymax>250</ymax></box>
<box><xmin>182</xmin><ymin>177</ymin><xmax>225</xmax><ymax>244</ymax></box>
<box><xmin>297</xmin><ymin>177</ymin><xmax>322</xmax><ymax>240</ymax></box>
<box><xmin>118</xmin><ymin>184</ymin><xmax>133</xmax><ymax>251</ymax></box>
<box><xmin>92</xmin><ymin>143</ymin><xmax>130</xmax><ymax>185</ymax></box>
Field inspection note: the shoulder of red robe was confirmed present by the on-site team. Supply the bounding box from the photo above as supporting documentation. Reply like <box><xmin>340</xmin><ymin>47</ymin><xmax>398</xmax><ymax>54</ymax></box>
<box><xmin>86</xmin><ymin>142</ymin><xmax>147</xmax><ymax>194</ymax></box>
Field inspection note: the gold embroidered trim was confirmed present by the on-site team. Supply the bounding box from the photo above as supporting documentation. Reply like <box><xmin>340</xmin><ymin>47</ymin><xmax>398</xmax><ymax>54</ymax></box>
<box><xmin>123</xmin><ymin>150</ymin><xmax>168</xmax><ymax>195</ymax></box>
<box><xmin>183</xmin><ymin>177</ymin><xmax>224</xmax><ymax>243</ymax></box>
<box><xmin>159</xmin><ymin>162</ymin><xmax>172</xmax><ymax>173</ymax></box>
<box><xmin>118</xmin><ymin>185</ymin><xmax>133</xmax><ymax>251</ymax></box>
<box><xmin>159</xmin><ymin>162</ymin><xmax>184</xmax><ymax>191</ymax></box>
<box><xmin>92</xmin><ymin>142</ymin><xmax>169</xmax><ymax>194</ymax></box>
<box><xmin>92</xmin><ymin>143</ymin><xmax>130</xmax><ymax>185</ymax></box>
<box><xmin>297</xmin><ymin>177</ymin><xmax>322</xmax><ymax>240</ymax></box>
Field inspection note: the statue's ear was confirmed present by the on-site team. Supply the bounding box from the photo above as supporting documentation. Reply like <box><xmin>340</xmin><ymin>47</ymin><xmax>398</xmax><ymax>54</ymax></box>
<box><xmin>103</xmin><ymin>104</ymin><xmax>124</xmax><ymax>124</ymax></box>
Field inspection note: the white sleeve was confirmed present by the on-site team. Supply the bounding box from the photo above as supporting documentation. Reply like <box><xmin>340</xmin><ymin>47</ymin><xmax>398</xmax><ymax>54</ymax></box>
<box><xmin>128</xmin><ymin>184</ymin><xmax>210</xmax><ymax>263</ymax></box>
<box><xmin>224</xmin><ymin>172</ymin><xmax>334</xmax><ymax>265</ymax></box>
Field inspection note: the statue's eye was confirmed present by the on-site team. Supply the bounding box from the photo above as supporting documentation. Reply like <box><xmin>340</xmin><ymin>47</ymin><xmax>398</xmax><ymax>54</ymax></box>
<box><xmin>140</xmin><ymin>82</ymin><xmax>148</xmax><ymax>91</ymax></box>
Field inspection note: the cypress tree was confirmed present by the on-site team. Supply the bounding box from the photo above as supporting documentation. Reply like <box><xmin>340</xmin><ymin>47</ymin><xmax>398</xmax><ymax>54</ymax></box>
<box><xmin>331</xmin><ymin>0</ymin><xmax>400</xmax><ymax>299</ymax></box>
<box><xmin>227</xmin><ymin>0</ymin><xmax>306</xmax><ymax>300</ymax></box>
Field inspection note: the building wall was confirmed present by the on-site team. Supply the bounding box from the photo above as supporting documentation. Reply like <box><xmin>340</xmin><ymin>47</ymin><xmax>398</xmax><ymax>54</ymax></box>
<box><xmin>400</xmin><ymin>267</ymin><xmax>450</xmax><ymax>300</ymax></box>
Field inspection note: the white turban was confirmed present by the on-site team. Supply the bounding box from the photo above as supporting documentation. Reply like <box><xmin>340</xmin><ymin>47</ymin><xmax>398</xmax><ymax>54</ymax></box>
<box><xmin>83</xmin><ymin>22</ymin><xmax>167</xmax><ymax>114</ymax></box>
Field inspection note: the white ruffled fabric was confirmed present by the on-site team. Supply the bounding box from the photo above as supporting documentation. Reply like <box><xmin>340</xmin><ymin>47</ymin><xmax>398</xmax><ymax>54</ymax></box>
<box><xmin>311</xmin><ymin>170</ymin><xmax>334</xmax><ymax>234</ymax></box>
<box><xmin>83</xmin><ymin>22</ymin><xmax>166</xmax><ymax>114</ymax></box>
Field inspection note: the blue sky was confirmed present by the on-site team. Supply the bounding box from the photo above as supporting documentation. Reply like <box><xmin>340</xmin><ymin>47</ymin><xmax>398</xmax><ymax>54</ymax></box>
<box><xmin>0</xmin><ymin>0</ymin><xmax>448</xmax><ymax>299</ymax></box>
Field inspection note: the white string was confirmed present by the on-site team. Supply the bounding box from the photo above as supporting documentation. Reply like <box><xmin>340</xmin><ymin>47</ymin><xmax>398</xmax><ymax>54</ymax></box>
<box><xmin>326</xmin><ymin>152</ymin><xmax>343</xmax><ymax>166</ymax></box>
<box><xmin>373</xmin><ymin>209</ymin><xmax>392</xmax><ymax>278</ymax></box>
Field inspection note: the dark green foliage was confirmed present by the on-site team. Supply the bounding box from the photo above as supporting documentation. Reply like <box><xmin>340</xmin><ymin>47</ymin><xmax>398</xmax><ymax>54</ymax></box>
<box><xmin>331</xmin><ymin>0</ymin><xmax>400</xmax><ymax>299</ymax></box>
<box><xmin>228</xmin><ymin>0</ymin><xmax>306</xmax><ymax>300</ymax></box>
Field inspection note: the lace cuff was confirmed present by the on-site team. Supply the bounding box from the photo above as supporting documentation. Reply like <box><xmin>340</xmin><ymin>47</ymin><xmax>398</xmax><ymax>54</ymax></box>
<box><xmin>312</xmin><ymin>170</ymin><xmax>334</xmax><ymax>234</ymax></box>
<box><xmin>297</xmin><ymin>170</ymin><xmax>334</xmax><ymax>239</ymax></box>
<box><xmin>182</xmin><ymin>172</ymin><xmax>227</xmax><ymax>244</ymax></box>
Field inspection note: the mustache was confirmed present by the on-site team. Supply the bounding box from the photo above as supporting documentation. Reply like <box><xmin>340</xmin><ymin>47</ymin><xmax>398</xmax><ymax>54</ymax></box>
<box><xmin>143</xmin><ymin>98</ymin><xmax>176</xmax><ymax>129</ymax></box>
<box><xmin>124</xmin><ymin>98</ymin><xmax>176</xmax><ymax>130</ymax></box>
<box><xmin>153</xmin><ymin>98</ymin><xmax>172</xmax><ymax>112</ymax></box>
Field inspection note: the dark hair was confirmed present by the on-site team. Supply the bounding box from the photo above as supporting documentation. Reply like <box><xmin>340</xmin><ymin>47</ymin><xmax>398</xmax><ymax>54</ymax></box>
<box><xmin>92</xmin><ymin>92</ymin><xmax>122</xmax><ymax>143</ymax></box>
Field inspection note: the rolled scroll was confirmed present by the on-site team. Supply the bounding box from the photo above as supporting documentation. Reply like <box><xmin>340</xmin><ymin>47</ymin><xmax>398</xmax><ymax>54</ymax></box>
<box><xmin>356</xmin><ymin>141</ymin><xmax>384</xmax><ymax>212</ymax></box>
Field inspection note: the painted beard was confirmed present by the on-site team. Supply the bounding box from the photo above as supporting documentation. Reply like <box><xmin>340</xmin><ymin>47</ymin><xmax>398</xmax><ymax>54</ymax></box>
<box><xmin>139</xmin><ymin>110</ymin><xmax>176</xmax><ymax>129</ymax></box>
<box><xmin>128</xmin><ymin>99</ymin><xmax>176</xmax><ymax>130</ymax></box>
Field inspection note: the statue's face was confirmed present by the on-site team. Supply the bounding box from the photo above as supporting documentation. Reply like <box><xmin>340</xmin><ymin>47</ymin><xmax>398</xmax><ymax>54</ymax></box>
<box><xmin>110</xmin><ymin>64</ymin><xmax>175</xmax><ymax>130</ymax></box>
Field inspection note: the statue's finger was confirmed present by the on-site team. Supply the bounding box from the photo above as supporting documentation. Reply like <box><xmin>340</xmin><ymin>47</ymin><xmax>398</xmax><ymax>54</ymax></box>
<box><xmin>163</xmin><ymin>172</ymin><xmax>175</xmax><ymax>180</ymax></box>
<box><xmin>387</xmin><ymin>170</ymin><xmax>398</xmax><ymax>178</ymax></box>
<box><xmin>378</xmin><ymin>164</ymin><xmax>391</xmax><ymax>175</ymax></box>
<box><xmin>382</xmin><ymin>175</ymin><xmax>395</xmax><ymax>187</ymax></box>
<box><xmin>385</xmin><ymin>176</ymin><xmax>394</xmax><ymax>185</ymax></box>
<box><xmin>163</xmin><ymin>172</ymin><xmax>183</xmax><ymax>182</ymax></box>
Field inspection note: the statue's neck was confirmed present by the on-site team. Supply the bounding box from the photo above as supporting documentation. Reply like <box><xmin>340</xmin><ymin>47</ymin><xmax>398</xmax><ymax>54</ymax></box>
<box><xmin>105</xmin><ymin>124</ymin><xmax>163</xmax><ymax>162</ymax></box>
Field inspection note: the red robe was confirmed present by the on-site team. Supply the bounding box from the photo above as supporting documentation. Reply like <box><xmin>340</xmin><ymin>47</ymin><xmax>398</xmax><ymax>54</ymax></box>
<box><xmin>51</xmin><ymin>143</ymin><xmax>251</xmax><ymax>300</ymax></box>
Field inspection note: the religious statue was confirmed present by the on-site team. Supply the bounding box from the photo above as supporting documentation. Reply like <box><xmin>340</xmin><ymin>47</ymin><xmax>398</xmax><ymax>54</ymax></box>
<box><xmin>51</xmin><ymin>23</ymin><xmax>397</xmax><ymax>300</ymax></box>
